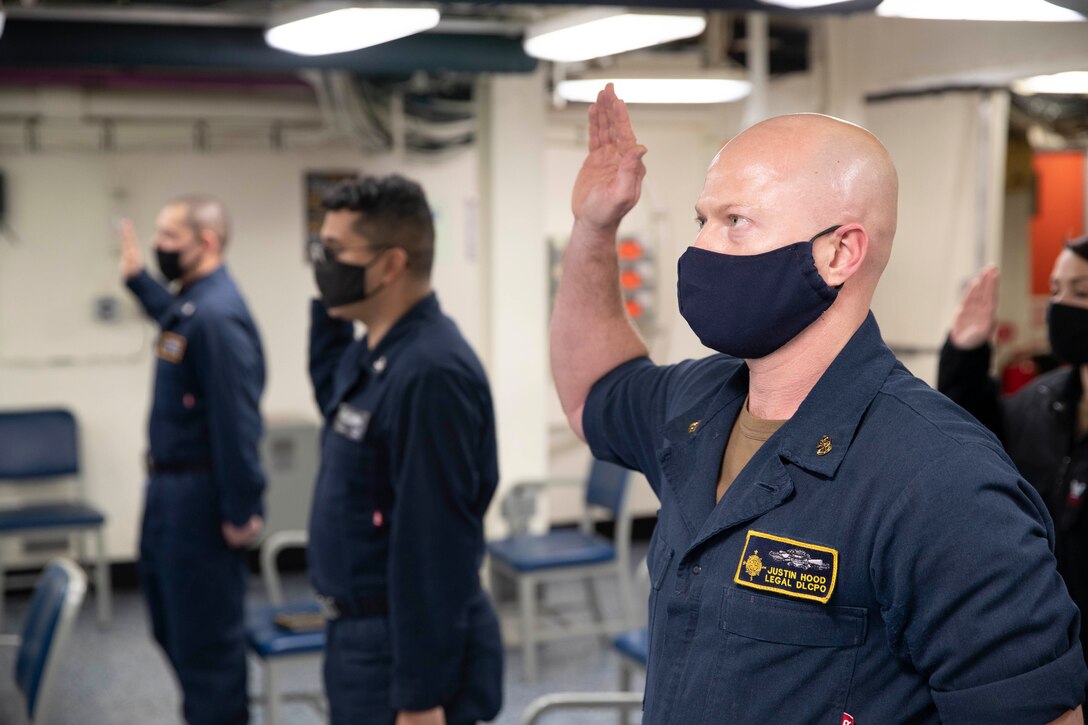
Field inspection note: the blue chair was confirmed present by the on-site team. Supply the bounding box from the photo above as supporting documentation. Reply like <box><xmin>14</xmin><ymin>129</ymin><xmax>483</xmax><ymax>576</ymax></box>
<box><xmin>521</xmin><ymin>557</ymin><xmax>651</xmax><ymax>725</ymax></box>
<box><xmin>0</xmin><ymin>410</ymin><xmax>110</xmax><ymax>631</ymax></box>
<box><xmin>0</xmin><ymin>558</ymin><xmax>87</xmax><ymax>724</ymax></box>
<box><xmin>245</xmin><ymin>530</ymin><xmax>326</xmax><ymax>725</ymax></box>
<box><xmin>487</xmin><ymin>458</ymin><xmax>634</xmax><ymax>681</ymax></box>
<box><xmin>613</xmin><ymin>627</ymin><xmax>648</xmax><ymax>725</ymax></box>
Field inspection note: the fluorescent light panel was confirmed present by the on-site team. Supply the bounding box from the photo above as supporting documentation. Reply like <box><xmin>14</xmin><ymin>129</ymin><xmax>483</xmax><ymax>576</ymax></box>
<box><xmin>557</xmin><ymin>78</ymin><xmax>751</xmax><ymax>105</ymax></box>
<box><xmin>755</xmin><ymin>0</ymin><xmax>855</xmax><ymax>8</ymax></box>
<box><xmin>265</xmin><ymin>4</ymin><xmax>440</xmax><ymax>56</ymax></box>
<box><xmin>1013</xmin><ymin>70</ymin><xmax>1088</xmax><ymax>94</ymax></box>
<box><xmin>524</xmin><ymin>9</ymin><xmax>707</xmax><ymax>63</ymax></box>
<box><xmin>876</xmin><ymin>0</ymin><xmax>1085</xmax><ymax>22</ymax></box>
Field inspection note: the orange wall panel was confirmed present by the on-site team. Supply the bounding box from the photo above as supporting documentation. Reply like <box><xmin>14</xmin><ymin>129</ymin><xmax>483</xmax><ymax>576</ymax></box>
<box><xmin>1031</xmin><ymin>152</ymin><xmax>1085</xmax><ymax>295</ymax></box>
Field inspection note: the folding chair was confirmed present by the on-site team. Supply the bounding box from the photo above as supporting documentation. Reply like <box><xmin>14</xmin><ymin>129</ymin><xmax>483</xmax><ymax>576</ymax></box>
<box><xmin>0</xmin><ymin>410</ymin><xmax>109</xmax><ymax>631</ymax></box>
<box><xmin>0</xmin><ymin>558</ymin><xmax>87</xmax><ymax>725</ymax></box>
<box><xmin>487</xmin><ymin>458</ymin><xmax>634</xmax><ymax>681</ymax></box>
<box><xmin>245</xmin><ymin>530</ymin><xmax>326</xmax><ymax>725</ymax></box>
<box><xmin>521</xmin><ymin>554</ymin><xmax>652</xmax><ymax>725</ymax></box>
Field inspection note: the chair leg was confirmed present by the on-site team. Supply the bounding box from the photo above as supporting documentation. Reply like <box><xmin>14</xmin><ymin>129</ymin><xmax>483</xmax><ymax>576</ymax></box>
<box><xmin>0</xmin><ymin>553</ymin><xmax>6</xmax><ymax>634</ymax></box>
<box><xmin>487</xmin><ymin>561</ymin><xmax>504</xmax><ymax>605</ymax></box>
<box><xmin>618</xmin><ymin>661</ymin><xmax>633</xmax><ymax>725</ymax></box>
<box><xmin>94</xmin><ymin>528</ymin><xmax>111</xmax><ymax>628</ymax></box>
<box><xmin>617</xmin><ymin>565</ymin><xmax>636</xmax><ymax>629</ymax></box>
<box><xmin>583</xmin><ymin>576</ymin><xmax>607</xmax><ymax>646</ymax></box>
<box><xmin>74</xmin><ymin>530</ymin><xmax>87</xmax><ymax>565</ymax></box>
<box><xmin>265</xmin><ymin>659</ymin><xmax>282</xmax><ymax>725</ymax></box>
<box><xmin>518</xmin><ymin>575</ymin><xmax>538</xmax><ymax>682</ymax></box>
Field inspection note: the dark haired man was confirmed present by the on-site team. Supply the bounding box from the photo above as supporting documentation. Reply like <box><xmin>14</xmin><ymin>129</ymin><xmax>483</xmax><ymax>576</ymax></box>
<box><xmin>120</xmin><ymin>194</ymin><xmax>266</xmax><ymax>724</ymax></box>
<box><xmin>307</xmin><ymin>174</ymin><xmax>502</xmax><ymax>725</ymax></box>
<box><xmin>940</xmin><ymin>233</ymin><xmax>1088</xmax><ymax>660</ymax></box>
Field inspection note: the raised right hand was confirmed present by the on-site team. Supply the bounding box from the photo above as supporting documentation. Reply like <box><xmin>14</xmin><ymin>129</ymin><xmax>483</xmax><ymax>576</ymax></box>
<box><xmin>571</xmin><ymin>84</ymin><xmax>648</xmax><ymax>233</ymax></box>
<box><xmin>119</xmin><ymin>218</ymin><xmax>144</xmax><ymax>281</ymax></box>
<box><xmin>950</xmin><ymin>264</ymin><xmax>999</xmax><ymax>350</ymax></box>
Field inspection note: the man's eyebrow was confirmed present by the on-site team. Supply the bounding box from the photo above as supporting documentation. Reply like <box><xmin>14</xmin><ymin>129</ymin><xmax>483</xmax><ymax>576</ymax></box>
<box><xmin>694</xmin><ymin>202</ymin><xmax>755</xmax><ymax>217</ymax></box>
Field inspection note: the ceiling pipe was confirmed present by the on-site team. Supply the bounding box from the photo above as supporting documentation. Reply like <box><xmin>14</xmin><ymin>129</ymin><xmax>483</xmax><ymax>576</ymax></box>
<box><xmin>741</xmin><ymin>11</ymin><xmax>769</xmax><ymax>127</ymax></box>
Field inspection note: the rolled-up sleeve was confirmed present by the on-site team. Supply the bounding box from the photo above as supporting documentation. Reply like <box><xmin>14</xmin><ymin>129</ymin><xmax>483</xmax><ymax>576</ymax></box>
<box><xmin>874</xmin><ymin>443</ymin><xmax>1087</xmax><ymax>723</ymax></box>
<box><xmin>583</xmin><ymin>358</ymin><xmax>676</xmax><ymax>477</ymax></box>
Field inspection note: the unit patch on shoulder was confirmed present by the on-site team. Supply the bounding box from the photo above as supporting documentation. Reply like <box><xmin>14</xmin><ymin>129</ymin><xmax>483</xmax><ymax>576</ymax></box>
<box><xmin>156</xmin><ymin>332</ymin><xmax>187</xmax><ymax>363</ymax></box>
<box><xmin>733</xmin><ymin>529</ymin><xmax>838</xmax><ymax>604</ymax></box>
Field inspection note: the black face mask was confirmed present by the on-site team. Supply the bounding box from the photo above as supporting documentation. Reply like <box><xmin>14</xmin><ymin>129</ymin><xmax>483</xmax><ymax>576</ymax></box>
<box><xmin>1047</xmin><ymin>302</ymin><xmax>1088</xmax><ymax>364</ymax></box>
<box><xmin>156</xmin><ymin>241</ymin><xmax>201</xmax><ymax>282</ymax></box>
<box><xmin>310</xmin><ymin>241</ymin><xmax>385</xmax><ymax>309</ymax></box>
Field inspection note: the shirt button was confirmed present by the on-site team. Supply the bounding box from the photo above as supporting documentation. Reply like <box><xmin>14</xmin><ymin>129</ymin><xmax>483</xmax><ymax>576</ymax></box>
<box><xmin>692</xmin><ymin>565</ymin><xmax>702</xmax><ymax>576</ymax></box>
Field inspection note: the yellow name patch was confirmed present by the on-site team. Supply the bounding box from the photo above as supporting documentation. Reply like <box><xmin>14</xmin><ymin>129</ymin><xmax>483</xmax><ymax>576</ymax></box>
<box><xmin>733</xmin><ymin>530</ymin><xmax>838</xmax><ymax>604</ymax></box>
<box><xmin>156</xmin><ymin>332</ymin><xmax>187</xmax><ymax>364</ymax></box>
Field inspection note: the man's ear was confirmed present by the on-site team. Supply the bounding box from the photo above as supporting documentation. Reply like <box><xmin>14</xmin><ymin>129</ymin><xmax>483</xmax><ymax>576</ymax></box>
<box><xmin>198</xmin><ymin>228</ymin><xmax>222</xmax><ymax>255</ymax></box>
<box><xmin>824</xmin><ymin>223</ymin><xmax>868</xmax><ymax>287</ymax></box>
<box><xmin>378</xmin><ymin>247</ymin><xmax>410</xmax><ymax>283</ymax></box>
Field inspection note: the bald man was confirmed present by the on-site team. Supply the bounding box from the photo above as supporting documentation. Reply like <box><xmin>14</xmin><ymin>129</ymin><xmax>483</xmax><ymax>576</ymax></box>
<box><xmin>551</xmin><ymin>85</ymin><xmax>1086</xmax><ymax>723</ymax></box>
<box><xmin>121</xmin><ymin>195</ymin><xmax>266</xmax><ymax>724</ymax></box>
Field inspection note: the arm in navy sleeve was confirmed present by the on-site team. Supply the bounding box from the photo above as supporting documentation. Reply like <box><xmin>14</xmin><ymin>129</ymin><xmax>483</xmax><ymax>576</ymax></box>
<box><xmin>583</xmin><ymin>356</ymin><xmax>724</xmax><ymax>497</ymax></box>
<box><xmin>308</xmin><ymin>299</ymin><xmax>354</xmax><ymax>418</ymax></box>
<box><xmin>387</xmin><ymin>368</ymin><xmax>494</xmax><ymax>711</ymax></box>
<box><xmin>936</xmin><ymin>337</ymin><xmax>1007</xmax><ymax>443</ymax></box>
<box><xmin>873</xmin><ymin>444</ymin><xmax>1087</xmax><ymax>723</ymax></box>
<box><xmin>125</xmin><ymin>269</ymin><xmax>176</xmax><ymax>324</ymax></box>
<box><xmin>192</xmin><ymin>311</ymin><xmax>267</xmax><ymax>526</ymax></box>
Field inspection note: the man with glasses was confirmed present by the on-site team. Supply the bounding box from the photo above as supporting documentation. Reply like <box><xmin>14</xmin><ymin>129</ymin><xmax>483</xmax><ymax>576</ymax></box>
<box><xmin>306</xmin><ymin>175</ymin><xmax>502</xmax><ymax>725</ymax></box>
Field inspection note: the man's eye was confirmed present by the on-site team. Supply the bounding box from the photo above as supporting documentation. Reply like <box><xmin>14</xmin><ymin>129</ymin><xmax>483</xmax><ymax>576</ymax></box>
<box><xmin>694</xmin><ymin>217</ymin><xmax>706</xmax><ymax>230</ymax></box>
<box><xmin>727</xmin><ymin>215</ymin><xmax>745</xmax><ymax>227</ymax></box>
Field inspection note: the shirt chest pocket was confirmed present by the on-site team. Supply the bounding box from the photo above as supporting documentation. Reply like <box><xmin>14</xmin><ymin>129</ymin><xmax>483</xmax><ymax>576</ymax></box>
<box><xmin>324</xmin><ymin>426</ymin><xmax>388</xmax><ymax>516</ymax></box>
<box><xmin>152</xmin><ymin>354</ymin><xmax>204</xmax><ymax>419</ymax></box>
<box><xmin>701</xmin><ymin>588</ymin><xmax>867</xmax><ymax>724</ymax></box>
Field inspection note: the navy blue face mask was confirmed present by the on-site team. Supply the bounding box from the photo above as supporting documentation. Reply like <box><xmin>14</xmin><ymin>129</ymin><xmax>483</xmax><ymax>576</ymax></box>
<box><xmin>677</xmin><ymin>225</ymin><xmax>842</xmax><ymax>359</ymax></box>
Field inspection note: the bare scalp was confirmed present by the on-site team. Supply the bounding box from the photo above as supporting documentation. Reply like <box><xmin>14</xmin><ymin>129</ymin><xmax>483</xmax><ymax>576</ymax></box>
<box><xmin>718</xmin><ymin>113</ymin><xmax>898</xmax><ymax>279</ymax></box>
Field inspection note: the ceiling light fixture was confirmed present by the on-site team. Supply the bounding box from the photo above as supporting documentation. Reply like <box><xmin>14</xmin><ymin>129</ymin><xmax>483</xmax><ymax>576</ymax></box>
<box><xmin>524</xmin><ymin>9</ymin><xmax>707</xmax><ymax>63</ymax></box>
<box><xmin>754</xmin><ymin>0</ymin><xmax>855</xmax><ymax>9</ymax></box>
<box><xmin>557</xmin><ymin>70</ymin><xmax>751</xmax><ymax>105</ymax></box>
<box><xmin>876</xmin><ymin>0</ymin><xmax>1085</xmax><ymax>22</ymax></box>
<box><xmin>1012</xmin><ymin>70</ymin><xmax>1088</xmax><ymax>94</ymax></box>
<box><xmin>265</xmin><ymin>3</ymin><xmax>440</xmax><ymax>57</ymax></box>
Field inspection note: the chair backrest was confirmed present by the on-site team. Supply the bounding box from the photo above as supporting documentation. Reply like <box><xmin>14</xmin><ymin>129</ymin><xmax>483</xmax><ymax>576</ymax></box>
<box><xmin>15</xmin><ymin>558</ymin><xmax>87</xmax><ymax>723</ymax></box>
<box><xmin>0</xmin><ymin>410</ymin><xmax>80</xmax><ymax>481</ymax></box>
<box><xmin>260</xmin><ymin>529</ymin><xmax>309</xmax><ymax>606</ymax></box>
<box><xmin>584</xmin><ymin>459</ymin><xmax>630</xmax><ymax>517</ymax></box>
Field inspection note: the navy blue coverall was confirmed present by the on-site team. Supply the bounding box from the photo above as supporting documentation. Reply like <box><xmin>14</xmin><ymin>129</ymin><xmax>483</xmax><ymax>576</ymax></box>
<box><xmin>307</xmin><ymin>293</ymin><xmax>503</xmax><ymax>724</ymax></box>
<box><xmin>585</xmin><ymin>313</ymin><xmax>1087</xmax><ymax>724</ymax></box>
<box><xmin>127</xmin><ymin>266</ymin><xmax>266</xmax><ymax>724</ymax></box>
